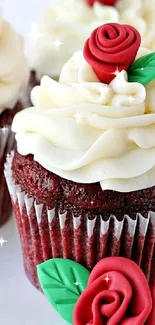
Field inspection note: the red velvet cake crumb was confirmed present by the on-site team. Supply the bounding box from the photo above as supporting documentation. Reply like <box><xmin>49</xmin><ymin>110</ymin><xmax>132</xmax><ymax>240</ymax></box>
<box><xmin>9</xmin><ymin>150</ymin><xmax>155</xmax><ymax>290</ymax></box>
<box><xmin>12</xmin><ymin>149</ymin><xmax>155</xmax><ymax>214</ymax></box>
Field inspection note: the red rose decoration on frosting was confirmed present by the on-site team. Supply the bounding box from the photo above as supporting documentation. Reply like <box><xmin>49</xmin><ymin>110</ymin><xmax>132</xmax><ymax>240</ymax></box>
<box><xmin>87</xmin><ymin>0</ymin><xmax>118</xmax><ymax>6</ymax></box>
<box><xmin>147</xmin><ymin>284</ymin><xmax>155</xmax><ymax>325</ymax></box>
<box><xmin>74</xmin><ymin>257</ymin><xmax>153</xmax><ymax>325</ymax></box>
<box><xmin>83</xmin><ymin>23</ymin><xmax>141</xmax><ymax>84</ymax></box>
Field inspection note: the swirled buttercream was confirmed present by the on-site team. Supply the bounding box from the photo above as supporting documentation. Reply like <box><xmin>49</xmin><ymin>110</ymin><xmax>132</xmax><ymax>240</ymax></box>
<box><xmin>12</xmin><ymin>48</ymin><xmax>155</xmax><ymax>192</ymax></box>
<box><xmin>0</xmin><ymin>11</ymin><xmax>28</xmax><ymax>113</ymax></box>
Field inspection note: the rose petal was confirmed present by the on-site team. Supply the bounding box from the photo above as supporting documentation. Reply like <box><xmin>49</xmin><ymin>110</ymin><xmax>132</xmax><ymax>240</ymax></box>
<box><xmin>83</xmin><ymin>23</ymin><xmax>141</xmax><ymax>83</ymax></box>
<box><xmin>89</xmin><ymin>25</ymin><xmax>137</xmax><ymax>62</ymax></box>
<box><xmin>146</xmin><ymin>284</ymin><xmax>155</xmax><ymax>325</ymax></box>
<box><xmin>74</xmin><ymin>271</ymin><xmax>133</xmax><ymax>325</ymax></box>
<box><xmin>86</xmin><ymin>0</ymin><xmax>118</xmax><ymax>7</ymax></box>
<box><xmin>89</xmin><ymin>257</ymin><xmax>152</xmax><ymax>323</ymax></box>
<box><xmin>73</xmin><ymin>258</ymin><xmax>153</xmax><ymax>325</ymax></box>
<box><xmin>94</xmin><ymin>291</ymin><xmax>121</xmax><ymax>318</ymax></box>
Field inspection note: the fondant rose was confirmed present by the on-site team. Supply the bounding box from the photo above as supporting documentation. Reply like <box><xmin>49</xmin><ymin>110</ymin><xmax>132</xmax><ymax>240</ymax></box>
<box><xmin>74</xmin><ymin>257</ymin><xmax>153</xmax><ymax>325</ymax></box>
<box><xmin>83</xmin><ymin>23</ymin><xmax>141</xmax><ymax>84</ymax></box>
<box><xmin>87</xmin><ymin>0</ymin><xmax>118</xmax><ymax>6</ymax></box>
<box><xmin>147</xmin><ymin>284</ymin><xmax>155</xmax><ymax>325</ymax></box>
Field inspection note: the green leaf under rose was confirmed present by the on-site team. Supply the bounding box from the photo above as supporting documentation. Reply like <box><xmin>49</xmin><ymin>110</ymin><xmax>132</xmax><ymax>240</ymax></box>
<box><xmin>128</xmin><ymin>52</ymin><xmax>155</xmax><ymax>85</ymax></box>
<box><xmin>37</xmin><ymin>258</ymin><xmax>90</xmax><ymax>324</ymax></box>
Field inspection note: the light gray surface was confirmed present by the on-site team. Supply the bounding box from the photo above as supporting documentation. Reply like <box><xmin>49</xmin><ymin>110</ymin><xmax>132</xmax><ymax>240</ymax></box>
<box><xmin>1</xmin><ymin>0</ymin><xmax>56</xmax><ymax>53</ymax></box>
<box><xmin>0</xmin><ymin>215</ymin><xmax>67</xmax><ymax>325</ymax></box>
<box><xmin>1</xmin><ymin>0</ymin><xmax>51</xmax><ymax>35</ymax></box>
<box><xmin>0</xmin><ymin>0</ymin><xmax>67</xmax><ymax>324</ymax></box>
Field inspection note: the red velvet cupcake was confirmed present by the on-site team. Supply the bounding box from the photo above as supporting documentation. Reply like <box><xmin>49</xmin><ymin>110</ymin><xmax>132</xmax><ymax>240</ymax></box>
<box><xmin>0</xmin><ymin>12</ymin><xmax>28</xmax><ymax>225</ymax></box>
<box><xmin>5</xmin><ymin>23</ymin><xmax>155</xmax><ymax>313</ymax></box>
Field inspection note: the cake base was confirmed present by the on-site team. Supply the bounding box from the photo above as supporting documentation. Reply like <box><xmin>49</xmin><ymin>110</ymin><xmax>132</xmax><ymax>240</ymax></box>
<box><xmin>29</xmin><ymin>70</ymin><xmax>39</xmax><ymax>90</ymax></box>
<box><xmin>5</xmin><ymin>152</ymin><xmax>155</xmax><ymax>289</ymax></box>
<box><xmin>0</xmin><ymin>102</ymin><xmax>22</xmax><ymax>226</ymax></box>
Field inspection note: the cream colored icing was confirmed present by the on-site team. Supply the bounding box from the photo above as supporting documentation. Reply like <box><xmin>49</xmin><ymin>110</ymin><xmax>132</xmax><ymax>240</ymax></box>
<box><xmin>12</xmin><ymin>48</ymin><xmax>155</xmax><ymax>192</ymax></box>
<box><xmin>29</xmin><ymin>0</ymin><xmax>155</xmax><ymax>79</ymax></box>
<box><xmin>0</xmin><ymin>11</ymin><xmax>28</xmax><ymax>113</ymax></box>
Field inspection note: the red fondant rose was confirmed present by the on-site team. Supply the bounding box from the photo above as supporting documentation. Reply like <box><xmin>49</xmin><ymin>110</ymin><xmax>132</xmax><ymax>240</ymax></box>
<box><xmin>87</xmin><ymin>0</ymin><xmax>118</xmax><ymax>6</ymax></box>
<box><xmin>74</xmin><ymin>257</ymin><xmax>153</xmax><ymax>325</ymax></box>
<box><xmin>83</xmin><ymin>23</ymin><xmax>141</xmax><ymax>84</ymax></box>
<box><xmin>147</xmin><ymin>285</ymin><xmax>155</xmax><ymax>325</ymax></box>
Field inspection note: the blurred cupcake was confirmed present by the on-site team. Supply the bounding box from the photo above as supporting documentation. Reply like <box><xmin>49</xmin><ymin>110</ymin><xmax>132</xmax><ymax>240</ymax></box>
<box><xmin>5</xmin><ymin>23</ymin><xmax>155</xmax><ymax>294</ymax></box>
<box><xmin>28</xmin><ymin>0</ymin><xmax>119</xmax><ymax>86</ymax></box>
<box><xmin>28</xmin><ymin>0</ymin><xmax>155</xmax><ymax>87</ymax></box>
<box><xmin>118</xmin><ymin>0</ymin><xmax>155</xmax><ymax>51</ymax></box>
<box><xmin>0</xmin><ymin>9</ymin><xmax>28</xmax><ymax>225</ymax></box>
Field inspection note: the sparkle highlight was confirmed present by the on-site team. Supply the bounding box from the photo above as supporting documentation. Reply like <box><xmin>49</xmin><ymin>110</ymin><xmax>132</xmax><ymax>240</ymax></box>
<box><xmin>25</xmin><ymin>23</ymin><xmax>44</xmax><ymax>44</ymax></box>
<box><xmin>0</xmin><ymin>235</ymin><xmax>7</xmax><ymax>248</ymax></box>
<box><xmin>52</xmin><ymin>38</ymin><xmax>63</xmax><ymax>50</ymax></box>
<box><xmin>104</xmin><ymin>275</ymin><xmax>110</xmax><ymax>283</ymax></box>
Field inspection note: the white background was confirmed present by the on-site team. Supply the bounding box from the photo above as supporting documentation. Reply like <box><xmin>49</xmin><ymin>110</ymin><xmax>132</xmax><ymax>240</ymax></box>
<box><xmin>0</xmin><ymin>1</ymin><xmax>67</xmax><ymax>324</ymax></box>
<box><xmin>0</xmin><ymin>217</ymin><xmax>67</xmax><ymax>325</ymax></box>
<box><xmin>1</xmin><ymin>0</ymin><xmax>55</xmax><ymax>53</ymax></box>
<box><xmin>1</xmin><ymin>0</ymin><xmax>52</xmax><ymax>36</ymax></box>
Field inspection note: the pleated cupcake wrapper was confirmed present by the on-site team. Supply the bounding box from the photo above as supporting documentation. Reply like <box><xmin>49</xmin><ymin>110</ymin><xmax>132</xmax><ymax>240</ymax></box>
<box><xmin>0</xmin><ymin>127</ymin><xmax>14</xmax><ymax>225</ymax></box>
<box><xmin>5</xmin><ymin>153</ymin><xmax>155</xmax><ymax>288</ymax></box>
<box><xmin>0</xmin><ymin>127</ymin><xmax>14</xmax><ymax>157</ymax></box>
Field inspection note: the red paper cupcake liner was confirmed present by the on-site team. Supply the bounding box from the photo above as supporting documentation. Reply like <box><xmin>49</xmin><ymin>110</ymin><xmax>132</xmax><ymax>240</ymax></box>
<box><xmin>5</xmin><ymin>153</ymin><xmax>155</xmax><ymax>290</ymax></box>
<box><xmin>0</xmin><ymin>101</ymin><xmax>23</xmax><ymax>226</ymax></box>
<box><xmin>0</xmin><ymin>127</ymin><xmax>15</xmax><ymax>225</ymax></box>
<box><xmin>27</xmin><ymin>71</ymin><xmax>39</xmax><ymax>106</ymax></box>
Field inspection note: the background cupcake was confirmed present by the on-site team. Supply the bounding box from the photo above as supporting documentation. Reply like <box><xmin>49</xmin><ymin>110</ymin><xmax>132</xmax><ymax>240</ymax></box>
<box><xmin>28</xmin><ymin>0</ymin><xmax>155</xmax><ymax>87</ymax></box>
<box><xmin>5</xmin><ymin>23</ymin><xmax>155</xmax><ymax>300</ymax></box>
<box><xmin>28</xmin><ymin>0</ymin><xmax>119</xmax><ymax>86</ymax></box>
<box><xmin>118</xmin><ymin>0</ymin><xmax>155</xmax><ymax>51</ymax></box>
<box><xmin>0</xmin><ymin>9</ymin><xmax>28</xmax><ymax>225</ymax></box>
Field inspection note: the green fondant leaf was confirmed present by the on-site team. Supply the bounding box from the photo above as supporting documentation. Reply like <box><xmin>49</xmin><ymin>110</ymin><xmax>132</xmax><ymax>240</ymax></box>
<box><xmin>37</xmin><ymin>258</ymin><xmax>90</xmax><ymax>324</ymax></box>
<box><xmin>128</xmin><ymin>52</ymin><xmax>155</xmax><ymax>85</ymax></box>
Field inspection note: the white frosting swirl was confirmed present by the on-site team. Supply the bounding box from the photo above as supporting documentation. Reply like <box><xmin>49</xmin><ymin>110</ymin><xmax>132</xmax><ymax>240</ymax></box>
<box><xmin>0</xmin><ymin>11</ymin><xmax>28</xmax><ymax>113</ymax></box>
<box><xmin>29</xmin><ymin>0</ymin><xmax>155</xmax><ymax>79</ymax></box>
<box><xmin>12</xmin><ymin>48</ymin><xmax>155</xmax><ymax>193</ymax></box>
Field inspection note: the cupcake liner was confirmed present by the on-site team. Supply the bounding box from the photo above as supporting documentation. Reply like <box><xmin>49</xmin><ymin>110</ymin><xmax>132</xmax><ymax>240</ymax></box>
<box><xmin>27</xmin><ymin>71</ymin><xmax>39</xmax><ymax>106</ymax></box>
<box><xmin>0</xmin><ymin>127</ymin><xmax>15</xmax><ymax>225</ymax></box>
<box><xmin>5</xmin><ymin>153</ymin><xmax>155</xmax><ymax>289</ymax></box>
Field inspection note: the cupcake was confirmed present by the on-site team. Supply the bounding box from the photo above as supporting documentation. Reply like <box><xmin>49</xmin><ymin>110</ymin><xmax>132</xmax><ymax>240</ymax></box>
<box><xmin>28</xmin><ymin>0</ymin><xmax>155</xmax><ymax>87</ymax></box>
<box><xmin>28</xmin><ymin>0</ymin><xmax>120</xmax><ymax>86</ymax></box>
<box><xmin>5</xmin><ymin>22</ymin><xmax>155</xmax><ymax>316</ymax></box>
<box><xmin>118</xmin><ymin>0</ymin><xmax>155</xmax><ymax>51</ymax></box>
<box><xmin>0</xmin><ymin>10</ymin><xmax>28</xmax><ymax>225</ymax></box>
